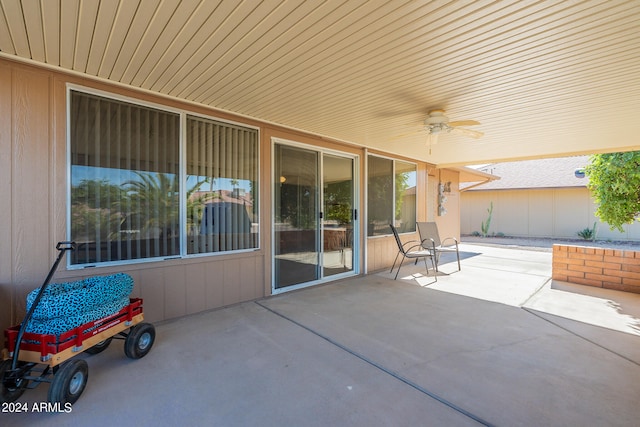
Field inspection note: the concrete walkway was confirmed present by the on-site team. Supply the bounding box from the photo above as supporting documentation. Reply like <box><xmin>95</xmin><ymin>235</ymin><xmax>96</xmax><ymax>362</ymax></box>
<box><xmin>4</xmin><ymin>244</ymin><xmax>640</xmax><ymax>426</ymax></box>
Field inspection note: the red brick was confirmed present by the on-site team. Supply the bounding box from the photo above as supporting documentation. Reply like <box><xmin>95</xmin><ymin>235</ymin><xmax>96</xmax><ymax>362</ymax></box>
<box><xmin>568</xmin><ymin>252</ymin><xmax>604</xmax><ymax>262</ymax></box>
<box><xmin>586</xmin><ymin>273</ymin><xmax>621</xmax><ymax>283</ymax></box>
<box><xmin>584</xmin><ymin>260</ymin><xmax>603</xmax><ymax>268</ymax></box>
<box><xmin>604</xmin><ymin>269</ymin><xmax>639</xmax><ymax>279</ymax></box>
<box><xmin>621</xmin><ymin>263</ymin><xmax>640</xmax><ymax>273</ymax></box>
<box><xmin>552</xmin><ymin>262</ymin><xmax>568</xmax><ymax>271</ymax></box>
<box><xmin>568</xmin><ymin>264</ymin><xmax>602</xmax><ymax>274</ymax></box>
<box><xmin>620</xmin><ymin>256</ymin><xmax>640</xmax><ymax>266</ymax></box>
<box><xmin>559</xmin><ymin>257</ymin><xmax>585</xmax><ymax>266</ymax></box>
<box><xmin>603</xmin><ymin>255</ymin><xmax>624</xmax><ymax>264</ymax></box>
<box><xmin>554</xmin><ymin>268</ymin><xmax>585</xmax><ymax>278</ymax></box>
<box><xmin>552</xmin><ymin>274</ymin><xmax>568</xmax><ymax>281</ymax></box>
<box><xmin>622</xmin><ymin>277</ymin><xmax>640</xmax><ymax>287</ymax></box>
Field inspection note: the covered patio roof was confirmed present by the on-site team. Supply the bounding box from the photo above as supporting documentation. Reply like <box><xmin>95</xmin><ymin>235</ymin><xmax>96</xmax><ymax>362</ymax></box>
<box><xmin>1</xmin><ymin>0</ymin><xmax>639</xmax><ymax>166</ymax></box>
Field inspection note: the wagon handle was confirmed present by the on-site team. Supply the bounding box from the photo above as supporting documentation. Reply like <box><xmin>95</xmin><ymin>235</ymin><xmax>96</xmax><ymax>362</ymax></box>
<box><xmin>56</xmin><ymin>241</ymin><xmax>76</xmax><ymax>251</ymax></box>
<box><xmin>5</xmin><ymin>242</ymin><xmax>76</xmax><ymax>381</ymax></box>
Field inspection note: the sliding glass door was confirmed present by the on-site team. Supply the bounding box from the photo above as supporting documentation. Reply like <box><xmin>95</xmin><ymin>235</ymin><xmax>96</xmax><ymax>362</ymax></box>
<box><xmin>273</xmin><ymin>142</ymin><xmax>357</xmax><ymax>291</ymax></box>
<box><xmin>322</xmin><ymin>154</ymin><xmax>354</xmax><ymax>278</ymax></box>
<box><xmin>274</xmin><ymin>145</ymin><xmax>320</xmax><ymax>288</ymax></box>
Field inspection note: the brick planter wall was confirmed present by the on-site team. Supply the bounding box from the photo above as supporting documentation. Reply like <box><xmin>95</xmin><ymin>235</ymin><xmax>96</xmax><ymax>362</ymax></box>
<box><xmin>552</xmin><ymin>244</ymin><xmax>640</xmax><ymax>294</ymax></box>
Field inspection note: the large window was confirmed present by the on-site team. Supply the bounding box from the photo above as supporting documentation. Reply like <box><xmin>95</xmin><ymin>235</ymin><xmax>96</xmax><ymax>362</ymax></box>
<box><xmin>186</xmin><ymin>116</ymin><xmax>258</xmax><ymax>254</ymax></box>
<box><xmin>367</xmin><ymin>156</ymin><xmax>416</xmax><ymax>236</ymax></box>
<box><xmin>69</xmin><ymin>89</ymin><xmax>258</xmax><ymax>266</ymax></box>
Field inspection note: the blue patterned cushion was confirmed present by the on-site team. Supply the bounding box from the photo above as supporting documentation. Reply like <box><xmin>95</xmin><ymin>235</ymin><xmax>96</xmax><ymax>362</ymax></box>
<box><xmin>23</xmin><ymin>273</ymin><xmax>134</xmax><ymax>337</ymax></box>
<box><xmin>26</xmin><ymin>273</ymin><xmax>134</xmax><ymax>320</ymax></box>
<box><xmin>25</xmin><ymin>296</ymin><xmax>130</xmax><ymax>336</ymax></box>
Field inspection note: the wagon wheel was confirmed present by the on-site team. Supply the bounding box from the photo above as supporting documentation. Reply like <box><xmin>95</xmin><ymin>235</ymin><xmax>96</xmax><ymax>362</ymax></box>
<box><xmin>0</xmin><ymin>359</ymin><xmax>28</xmax><ymax>403</ymax></box>
<box><xmin>84</xmin><ymin>337</ymin><xmax>113</xmax><ymax>355</ymax></box>
<box><xmin>48</xmin><ymin>359</ymin><xmax>88</xmax><ymax>405</ymax></box>
<box><xmin>124</xmin><ymin>323</ymin><xmax>155</xmax><ymax>359</ymax></box>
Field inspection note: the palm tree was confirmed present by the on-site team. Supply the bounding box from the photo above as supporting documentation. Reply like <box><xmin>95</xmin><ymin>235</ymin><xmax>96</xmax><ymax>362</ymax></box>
<box><xmin>125</xmin><ymin>172</ymin><xmax>215</xmax><ymax>238</ymax></box>
<box><xmin>125</xmin><ymin>172</ymin><xmax>180</xmax><ymax>239</ymax></box>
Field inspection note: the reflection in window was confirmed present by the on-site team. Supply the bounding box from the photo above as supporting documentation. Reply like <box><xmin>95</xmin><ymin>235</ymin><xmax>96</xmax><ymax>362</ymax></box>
<box><xmin>186</xmin><ymin>116</ymin><xmax>258</xmax><ymax>254</ymax></box>
<box><xmin>70</xmin><ymin>91</ymin><xmax>180</xmax><ymax>264</ymax></box>
<box><xmin>367</xmin><ymin>156</ymin><xmax>416</xmax><ymax>236</ymax></box>
<box><xmin>69</xmin><ymin>90</ymin><xmax>259</xmax><ymax>266</ymax></box>
<box><xmin>395</xmin><ymin>160</ymin><xmax>417</xmax><ymax>233</ymax></box>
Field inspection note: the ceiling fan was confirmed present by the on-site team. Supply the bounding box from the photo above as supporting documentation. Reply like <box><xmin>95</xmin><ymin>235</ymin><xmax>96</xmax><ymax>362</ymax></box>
<box><xmin>395</xmin><ymin>109</ymin><xmax>483</xmax><ymax>153</ymax></box>
<box><xmin>424</xmin><ymin>109</ymin><xmax>483</xmax><ymax>139</ymax></box>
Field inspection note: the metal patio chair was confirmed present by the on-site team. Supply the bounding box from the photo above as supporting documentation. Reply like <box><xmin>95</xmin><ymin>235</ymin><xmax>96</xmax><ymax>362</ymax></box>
<box><xmin>416</xmin><ymin>222</ymin><xmax>461</xmax><ymax>272</ymax></box>
<box><xmin>389</xmin><ymin>224</ymin><xmax>437</xmax><ymax>281</ymax></box>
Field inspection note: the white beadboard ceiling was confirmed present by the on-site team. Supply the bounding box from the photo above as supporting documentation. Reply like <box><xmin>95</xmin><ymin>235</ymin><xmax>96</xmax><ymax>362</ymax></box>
<box><xmin>1</xmin><ymin>0</ymin><xmax>639</xmax><ymax>167</ymax></box>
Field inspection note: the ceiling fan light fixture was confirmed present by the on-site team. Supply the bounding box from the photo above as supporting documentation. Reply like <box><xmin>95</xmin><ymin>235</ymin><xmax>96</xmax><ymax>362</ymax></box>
<box><xmin>425</xmin><ymin>123</ymin><xmax>450</xmax><ymax>134</ymax></box>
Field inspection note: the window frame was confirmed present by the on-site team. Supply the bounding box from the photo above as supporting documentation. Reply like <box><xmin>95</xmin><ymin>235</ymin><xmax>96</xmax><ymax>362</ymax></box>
<box><xmin>66</xmin><ymin>85</ymin><xmax>260</xmax><ymax>269</ymax></box>
<box><xmin>366</xmin><ymin>154</ymin><xmax>417</xmax><ymax>237</ymax></box>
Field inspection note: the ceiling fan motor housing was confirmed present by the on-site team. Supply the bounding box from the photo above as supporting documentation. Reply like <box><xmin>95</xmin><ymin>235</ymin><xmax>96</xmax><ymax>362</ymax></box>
<box><xmin>425</xmin><ymin>110</ymin><xmax>450</xmax><ymax>134</ymax></box>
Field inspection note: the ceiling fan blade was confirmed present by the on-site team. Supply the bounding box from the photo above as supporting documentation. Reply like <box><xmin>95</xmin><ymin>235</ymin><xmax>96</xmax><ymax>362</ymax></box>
<box><xmin>450</xmin><ymin>127</ymin><xmax>484</xmax><ymax>139</ymax></box>
<box><xmin>390</xmin><ymin>130</ymin><xmax>423</xmax><ymax>140</ymax></box>
<box><xmin>448</xmin><ymin>120</ymin><xmax>480</xmax><ymax>127</ymax></box>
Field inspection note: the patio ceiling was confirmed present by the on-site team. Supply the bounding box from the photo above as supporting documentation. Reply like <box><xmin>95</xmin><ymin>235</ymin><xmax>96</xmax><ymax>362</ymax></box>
<box><xmin>1</xmin><ymin>0</ymin><xmax>639</xmax><ymax>167</ymax></box>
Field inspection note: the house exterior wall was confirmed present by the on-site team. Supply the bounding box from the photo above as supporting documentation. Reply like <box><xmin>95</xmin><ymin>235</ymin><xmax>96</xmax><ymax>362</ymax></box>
<box><xmin>461</xmin><ymin>187</ymin><xmax>640</xmax><ymax>241</ymax></box>
<box><xmin>0</xmin><ymin>60</ymin><xmax>271</xmax><ymax>334</ymax></box>
<box><xmin>432</xmin><ymin>169</ymin><xmax>461</xmax><ymax>242</ymax></box>
<box><xmin>365</xmin><ymin>168</ymin><xmax>462</xmax><ymax>273</ymax></box>
<box><xmin>0</xmin><ymin>58</ymin><xmax>456</xmax><ymax>333</ymax></box>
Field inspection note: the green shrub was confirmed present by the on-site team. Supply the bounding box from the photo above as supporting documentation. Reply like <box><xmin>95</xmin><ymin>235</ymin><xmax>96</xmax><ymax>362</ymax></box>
<box><xmin>577</xmin><ymin>222</ymin><xmax>597</xmax><ymax>241</ymax></box>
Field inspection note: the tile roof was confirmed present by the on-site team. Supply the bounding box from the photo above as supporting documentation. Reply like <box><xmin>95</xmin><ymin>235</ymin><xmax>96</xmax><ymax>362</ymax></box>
<box><xmin>463</xmin><ymin>156</ymin><xmax>590</xmax><ymax>191</ymax></box>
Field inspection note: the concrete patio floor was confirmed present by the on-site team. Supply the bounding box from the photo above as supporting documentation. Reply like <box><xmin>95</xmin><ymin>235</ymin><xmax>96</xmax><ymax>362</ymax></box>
<box><xmin>4</xmin><ymin>244</ymin><xmax>640</xmax><ymax>426</ymax></box>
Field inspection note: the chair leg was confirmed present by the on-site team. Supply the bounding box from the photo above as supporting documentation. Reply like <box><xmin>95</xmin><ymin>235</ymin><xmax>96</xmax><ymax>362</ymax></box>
<box><xmin>394</xmin><ymin>254</ymin><xmax>406</xmax><ymax>280</ymax></box>
<box><xmin>430</xmin><ymin>256</ymin><xmax>437</xmax><ymax>282</ymax></box>
<box><xmin>422</xmin><ymin>257</ymin><xmax>429</xmax><ymax>274</ymax></box>
<box><xmin>390</xmin><ymin>251</ymin><xmax>401</xmax><ymax>274</ymax></box>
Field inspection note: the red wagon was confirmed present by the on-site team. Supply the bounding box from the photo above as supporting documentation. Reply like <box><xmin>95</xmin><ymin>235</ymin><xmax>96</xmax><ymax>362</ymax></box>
<box><xmin>1</xmin><ymin>242</ymin><xmax>155</xmax><ymax>405</ymax></box>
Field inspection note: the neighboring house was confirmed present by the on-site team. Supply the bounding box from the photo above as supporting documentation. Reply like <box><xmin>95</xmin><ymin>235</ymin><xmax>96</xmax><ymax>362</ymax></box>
<box><xmin>461</xmin><ymin>156</ymin><xmax>640</xmax><ymax>241</ymax></box>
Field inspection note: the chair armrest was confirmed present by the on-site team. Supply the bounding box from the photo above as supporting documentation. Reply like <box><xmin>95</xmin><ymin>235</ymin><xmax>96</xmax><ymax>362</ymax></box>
<box><xmin>419</xmin><ymin>238</ymin><xmax>437</xmax><ymax>253</ymax></box>
<box><xmin>401</xmin><ymin>240</ymin><xmax>421</xmax><ymax>250</ymax></box>
<box><xmin>404</xmin><ymin>242</ymin><xmax>426</xmax><ymax>253</ymax></box>
<box><xmin>441</xmin><ymin>237</ymin><xmax>459</xmax><ymax>247</ymax></box>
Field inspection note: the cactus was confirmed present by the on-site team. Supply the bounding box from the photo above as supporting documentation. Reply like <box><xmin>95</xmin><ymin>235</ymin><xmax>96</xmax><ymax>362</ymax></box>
<box><xmin>480</xmin><ymin>202</ymin><xmax>493</xmax><ymax>237</ymax></box>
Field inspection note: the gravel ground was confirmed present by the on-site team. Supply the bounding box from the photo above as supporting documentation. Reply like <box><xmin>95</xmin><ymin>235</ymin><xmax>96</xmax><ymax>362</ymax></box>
<box><xmin>460</xmin><ymin>235</ymin><xmax>640</xmax><ymax>252</ymax></box>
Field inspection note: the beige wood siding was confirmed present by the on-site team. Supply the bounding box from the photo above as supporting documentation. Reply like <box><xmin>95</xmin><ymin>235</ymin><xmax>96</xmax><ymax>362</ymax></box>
<box><xmin>366</xmin><ymin>166</ymin><xmax>461</xmax><ymax>273</ymax></box>
<box><xmin>0</xmin><ymin>60</ymin><xmax>13</xmax><ymax>331</ymax></box>
<box><xmin>0</xmin><ymin>59</ymin><xmax>271</xmax><ymax>332</ymax></box>
<box><xmin>0</xmin><ymin>58</ymin><xmax>449</xmax><ymax>333</ymax></box>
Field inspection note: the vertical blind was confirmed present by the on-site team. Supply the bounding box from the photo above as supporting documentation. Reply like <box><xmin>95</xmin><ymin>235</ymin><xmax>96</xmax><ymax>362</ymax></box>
<box><xmin>366</xmin><ymin>155</ymin><xmax>416</xmax><ymax>236</ymax></box>
<box><xmin>70</xmin><ymin>90</ymin><xmax>179</xmax><ymax>264</ymax></box>
<box><xmin>186</xmin><ymin>116</ymin><xmax>259</xmax><ymax>254</ymax></box>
